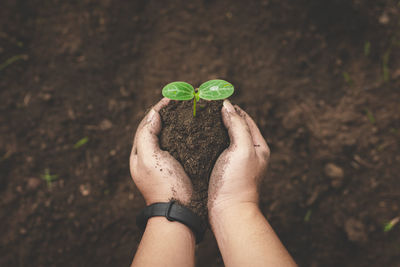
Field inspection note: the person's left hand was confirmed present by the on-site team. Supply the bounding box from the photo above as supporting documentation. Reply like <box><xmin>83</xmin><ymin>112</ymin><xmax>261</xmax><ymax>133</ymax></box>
<box><xmin>130</xmin><ymin>98</ymin><xmax>193</xmax><ymax>205</ymax></box>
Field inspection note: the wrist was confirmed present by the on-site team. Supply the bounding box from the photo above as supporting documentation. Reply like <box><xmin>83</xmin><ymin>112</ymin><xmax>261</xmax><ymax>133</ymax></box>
<box><xmin>209</xmin><ymin>201</ymin><xmax>260</xmax><ymax>229</ymax></box>
<box><xmin>137</xmin><ymin>201</ymin><xmax>206</xmax><ymax>243</ymax></box>
<box><xmin>146</xmin><ymin>216</ymin><xmax>196</xmax><ymax>244</ymax></box>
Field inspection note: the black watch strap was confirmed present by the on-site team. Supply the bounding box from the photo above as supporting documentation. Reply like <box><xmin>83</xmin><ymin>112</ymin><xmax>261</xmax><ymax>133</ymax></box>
<box><xmin>136</xmin><ymin>201</ymin><xmax>206</xmax><ymax>244</ymax></box>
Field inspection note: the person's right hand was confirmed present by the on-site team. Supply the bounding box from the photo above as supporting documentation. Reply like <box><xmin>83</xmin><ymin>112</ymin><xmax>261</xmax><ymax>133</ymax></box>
<box><xmin>208</xmin><ymin>100</ymin><xmax>270</xmax><ymax>218</ymax></box>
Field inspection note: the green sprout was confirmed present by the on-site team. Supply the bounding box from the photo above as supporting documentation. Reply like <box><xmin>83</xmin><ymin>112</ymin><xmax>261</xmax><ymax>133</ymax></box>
<box><xmin>41</xmin><ymin>168</ymin><xmax>58</xmax><ymax>188</ymax></box>
<box><xmin>383</xmin><ymin>217</ymin><xmax>399</xmax><ymax>232</ymax></box>
<box><xmin>364</xmin><ymin>41</ymin><xmax>371</xmax><ymax>56</ymax></box>
<box><xmin>304</xmin><ymin>209</ymin><xmax>312</xmax><ymax>222</ymax></box>
<box><xmin>162</xmin><ymin>79</ymin><xmax>234</xmax><ymax>117</ymax></box>
<box><xmin>0</xmin><ymin>54</ymin><xmax>28</xmax><ymax>71</ymax></box>
<box><xmin>364</xmin><ymin>109</ymin><xmax>376</xmax><ymax>124</ymax></box>
<box><xmin>74</xmin><ymin>137</ymin><xmax>89</xmax><ymax>149</ymax></box>
<box><xmin>343</xmin><ymin>72</ymin><xmax>353</xmax><ymax>85</ymax></box>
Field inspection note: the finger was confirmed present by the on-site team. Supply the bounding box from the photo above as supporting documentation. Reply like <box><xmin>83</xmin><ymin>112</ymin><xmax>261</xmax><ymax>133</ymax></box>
<box><xmin>234</xmin><ymin>105</ymin><xmax>268</xmax><ymax>148</ymax></box>
<box><xmin>234</xmin><ymin>105</ymin><xmax>270</xmax><ymax>158</ymax></box>
<box><xmin>136</xmin><ymin>109</ymin><xmax>163</xmax><ymax>158</ymax></box>
<box><xmin>153</xmin><ymin>97</ymin><xmax>170</xmax><ymax>112</ymax></box>
<box><xmin>132</xmin><ymin>97</ymin><xmax>169</xmax><ymax>155</ymax></box>
<box><xmin>221</xmin><ymin>100</ymin><xmax>254</xmax><ymax>151</ymax></box>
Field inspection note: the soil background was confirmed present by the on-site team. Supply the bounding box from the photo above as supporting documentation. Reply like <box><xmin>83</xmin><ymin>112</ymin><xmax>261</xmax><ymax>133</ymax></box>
<box><xmin>1</xmin><ymin>0</ymin><xmax>400</xmax><ymax>266</ymax></box>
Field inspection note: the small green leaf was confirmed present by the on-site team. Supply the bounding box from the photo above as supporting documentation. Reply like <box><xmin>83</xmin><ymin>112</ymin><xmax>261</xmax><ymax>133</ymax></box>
<box><xmin>198</xmin><ymin>79</ymin><xmax>234</xmax><ymax>100</ymax></box>
<box><xmin>364</xmin><ymin>109</ymin><xmax>375</xmax><ymax>124</ymax></box>
<box><xmin>0</xmin><ymin>54</ymin><xmax>28</xmax><ymax>71</ymax></box>
<box><xmin>74</xmin><ymin>137</ymin><xmax>89</xmax><ymax>149</ymax></box>
<box><xmin>383</xmin><ymin>217</ymin><xmax>399</xmax><ymax>232</ymax></box>
<box><xmin>41</xmin><ymin>168</ymin><xmax>58</xmax><ymax>188</ymax></box>
<box><xmin>162</xmin><ymin>81</ymin><xmax>195</xmax><ymax>100</ymax></box>
<box><xmin>364</xmin><ymin>41</ymin><xmax>371</xmax><ymax>56</ymax></box>
<box><xmin>304</xmin><ymin>209</ymin><xmax>312</xmax><ymax>222</ymax></box>
<box><xmin>343</xmin><ymin>72</ymin><xmax>353</xmax><ymax>85</ymax></box>
<box><xmin>383</xmin><ymin>64</ymin><xmax>390</xmax><ymax>82</ymax></box>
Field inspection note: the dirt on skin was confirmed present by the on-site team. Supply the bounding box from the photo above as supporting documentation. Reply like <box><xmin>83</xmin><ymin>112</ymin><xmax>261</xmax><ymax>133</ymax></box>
<box><xmin>1</xmin><ymin>0</ymin><xmax>400</xmax><ymax>266</ymax></box>
<box><xmin>159</xmin><ymin>100</ymin><xmax>229</xmax><ymax>221</ymax></box>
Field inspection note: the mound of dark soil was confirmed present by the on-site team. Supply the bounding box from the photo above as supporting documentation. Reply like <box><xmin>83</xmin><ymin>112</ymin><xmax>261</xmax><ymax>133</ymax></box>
<box><xmin>159</xmin><ymin>100</ymin><xmax>229</xmax><ymax>220</ymax></box>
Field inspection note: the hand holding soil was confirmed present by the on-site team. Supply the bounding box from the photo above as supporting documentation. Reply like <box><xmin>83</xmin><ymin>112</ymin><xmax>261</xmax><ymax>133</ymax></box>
<box><xmin>130</xmin><ymin>98</ymin><xmax>296</xmax><ymax>267</ymax></box>
<box><xmin>208</xmin><ymin>100</ymin><xmax>270</xmax><ymax>218</ymax></box>
<box><xmin>130</xmin><ymin>98</ymin><xmax>193</xmax><ymax>206</ymax></box>
<box><xmin>131</xmin><ymin>97</ymin><xmax>270</xmax><ymax>216</ymax></box>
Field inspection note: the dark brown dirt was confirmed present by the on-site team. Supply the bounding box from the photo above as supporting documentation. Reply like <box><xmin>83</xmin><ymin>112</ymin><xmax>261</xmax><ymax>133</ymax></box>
<box><xmin>1</xmin><ymin>0</ymin><xmax>400</xmax><ymax>266</ymax></box>
<box><xmin>159</xmin><ymin>100</ymin><xmax>229</xmax><ymax>220</ymax></box>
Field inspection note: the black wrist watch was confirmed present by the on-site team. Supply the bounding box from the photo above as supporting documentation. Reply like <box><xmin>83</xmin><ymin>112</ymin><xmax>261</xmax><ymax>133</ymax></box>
<box><xmin>136</xmin><ymin>201</ymin><xmax>206</xmax><ymax>244</ymax></box>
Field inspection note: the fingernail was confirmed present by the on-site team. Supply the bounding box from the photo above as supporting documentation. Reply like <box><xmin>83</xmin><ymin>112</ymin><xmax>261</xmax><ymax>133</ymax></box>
<box><xmin>159</xmin><ymin>97</ymin><xmax>170</xmax><ymax>107</ymax></box>
<box><xmin>223</xmin><ymin>100</ymin><xmax>235</xmax><ymax>113</ymax></box>
<box><xmin>147</xmin><ymin>109</ymin><xmax>156</xmax><ymax>122</ymax></box>
<box><xmin>162</xmin><ymin>97</ymin><xmax>170</xmax><ymax>104</ymax></box>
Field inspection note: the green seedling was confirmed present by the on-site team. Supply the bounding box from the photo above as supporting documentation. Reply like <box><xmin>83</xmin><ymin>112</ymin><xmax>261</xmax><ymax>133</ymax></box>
<box><xmin>41</xmin><ymin>168</ymin><xmax>58</xmax><ymax>188</ymax></box>
<box><xmin>383</xmin><ymin>217</ymin><xmax>399</xmax><ymax>232</ymax></box>
<box><xmin>304</xmin><ymin>209</ymin><xmax>312</xmax><ymax>222</ymax></box>
<box><xmin>364</xmin><ymin>109</ymin><xmax>376</xmax><ymax>124</ymax></box>
<box><xmin>364</xmin><ymin>41</ymin><xmax>371</xmax><ymax>56</ymax></box>
<box><xmin>162</xmin><ymin>79</ymin><xmax>234</xmax><ymax>117</ymax></box>
<box><xmin>74</xmin><ymin>137</ymin><xmax>89</xmax><ymax>149</ymax></box>
<box><xmin>0</xmin><ymin>150</ymin><xmax>12</xmax><ymax>162</ymax></box>
<box><xmin>343</xmin><ymin>72</ymin><xmax>353</xmax><ymax>85</ymax></box>
<box><xmin>0</xmin><ymin>54</ymin><xmax>28</xmax><ymax>71</ymax></box>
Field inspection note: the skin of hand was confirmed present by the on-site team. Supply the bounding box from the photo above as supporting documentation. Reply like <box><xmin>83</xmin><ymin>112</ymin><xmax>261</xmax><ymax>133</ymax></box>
<box><xmin>208</xmin><ymin>100</ymin><xmax>297</xmax><ymax>267</ymax></box>
<box><xmin>130</xmin><ymin>98</ymin><xmax>193</xmax><ymax>205</ymax></box>
<box><xmin>208</xmin><ymin>99</ymin><xmax>270</xmax><ymax>215</ymax></box>
<box><xmin>130</xmin><ymin>98</ymin><xmax>196</xmax><ymax>267</ymax></box>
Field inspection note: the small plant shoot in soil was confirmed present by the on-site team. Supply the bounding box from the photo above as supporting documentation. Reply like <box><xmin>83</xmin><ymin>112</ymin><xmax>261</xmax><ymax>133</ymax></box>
<box><xmin>41</xmin><ymin>168</ymin><xmax>58</xmax><ymax>188</ymax></box>
<box><xmin>73</xmin><ymin>137</ymin><xmax>89</xmax><ymax>149</ymax></box>
<box><xmin>162</xmin><ymin>79</ymin><xmax>234</xmax><ymax>116</ymax></box>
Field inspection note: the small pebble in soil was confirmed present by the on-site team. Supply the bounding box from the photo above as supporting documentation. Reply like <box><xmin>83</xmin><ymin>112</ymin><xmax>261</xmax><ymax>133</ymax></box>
<box><xmin>79</xmin><ymin>184</ymin><xmax>90</xmax><ymax>196</ymax></box>
<box><xmin>19</xmin><ymin>228</ymin><xmax>27</xmax><ymax>235</ymax></box>
<box><xmin>27</xmin><ymin>177</ymin><xmax>41</xmax><ymax>191</ymax></box>
<box><xmin>344</xmin><ymin>218</ymin><xmax>368</xmax><ymax>243</ymax></box>
<box><xmin>324</xmin><ymin>163</ymin><xmax>344</xmax><ymax>188</ymax></box>
<box><xmin>100</xmin><ymin>119</ymin><xmax>113</xmax><ymax>130</ymax></box>
<box><xmin>379</xmin><ymin>13</ymin><xmax>389</xmax><ymax>25</ymax></box>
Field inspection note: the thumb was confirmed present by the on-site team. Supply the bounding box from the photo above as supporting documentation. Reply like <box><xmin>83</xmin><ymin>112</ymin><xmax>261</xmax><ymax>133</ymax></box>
<box><xmin>221</xmin><ymin>100</ymin><xmax>254</xmax><ymax>151</ymax></box>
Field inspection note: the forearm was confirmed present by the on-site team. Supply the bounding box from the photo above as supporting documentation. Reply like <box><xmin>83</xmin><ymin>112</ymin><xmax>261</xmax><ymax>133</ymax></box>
<box><xmin>210</xmin><ymin>203</ymin><xmax>297</xmax><ymax>267</ymax></box>
<box><xmin>131</xmin><ymin>217</ymin><xmax>196</xmax><ymax>267</ymax></box>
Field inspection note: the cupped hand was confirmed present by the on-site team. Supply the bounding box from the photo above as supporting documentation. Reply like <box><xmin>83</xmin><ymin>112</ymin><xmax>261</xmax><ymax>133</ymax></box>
<box><xmin>130</xmin><ymin>98</ymin><xmax>193</xmax><ymax>205</ymax></box>
<box><xmin>208</xmin><ymin>100</ymin><xmax>270</xmax><ymax>215</ymax></box>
